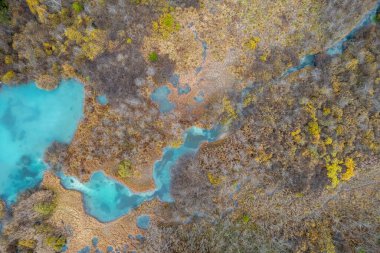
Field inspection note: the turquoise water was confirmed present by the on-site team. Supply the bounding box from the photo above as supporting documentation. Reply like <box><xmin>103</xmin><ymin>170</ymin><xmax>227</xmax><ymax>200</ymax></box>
<box><xmin>150</xmin><ymin>85</ymin><xmax>175</xmax><ymax>113</ymax></box>
<box><xmin>282</xmin><ymin>54</ymin><xmax>316</xmax><ymax>76</ymax></box>
<box><xmin>169</xmin><ymin>74</ymin><xmax>180</xmax><ymax>87</ymax></box>
<box><xmin>178</xmin><ymin>83</ymin><xmax>191</xmax><ymax>95</ymax></box>
<box><xmin>169</xmin><ymin>74</ymin><xmax>191</xmax><ymax>95</ymax></box>
<box><xmin>136</xmin><ymin>215</ymin><xmax>151</xmax><ymax>230</ymax></box>
<box><xmin>97</xmin><ymin>95</ymin><xmax>108</xmax><ymax>105</ymax></box>
<box><xmin>194</xmin><ymin>91</ymin><xmax>205</xmax><ymax>103</ymax></box>
<box><xmin>0</xmin><ymin>79</ymin><xmax>84</xmax><ymax>204</ymax></box>
<box><xmin>59</xmin><ymin>126</ymin><xmax>221</xmax><ymax>222</ymax></box>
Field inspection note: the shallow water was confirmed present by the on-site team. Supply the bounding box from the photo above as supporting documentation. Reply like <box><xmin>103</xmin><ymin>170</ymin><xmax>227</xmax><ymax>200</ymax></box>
<box><xmin>0</xmin><ymin>79</ymin><xmax>84</xmax><ymax>204</ymax></box>
<box><xmin>59</xmin><ymin>126</ymin><xmax>221</xmax><ymax>222</ymax></box>
<box><xmin>136</xmin><ymin>215</ymin><xmax>151</xmax><ymax>230</ymax></box>
<box><xmin>150</xmin><ymin>85</ymin><xmax>175</xmax><ymax>113</ymax></box>
<box><xmin>97</xmin><ymin>95</ymin><xmax>108</xmax><ymax>105</ymax></box>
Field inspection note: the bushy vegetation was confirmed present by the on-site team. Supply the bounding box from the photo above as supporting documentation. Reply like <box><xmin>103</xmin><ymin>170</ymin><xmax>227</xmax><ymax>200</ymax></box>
<box><xmin>0</xmin><ymin>189</ymin><xmax>67</xmax><ymax>252</ymax></box>
<box><xmin>117</xmin><ymin>159</ymin><xmax>134</xmax><ymax>179</ymax></box>
<box><xmin>0</xmin><ymin>0</ymin><xmax>9</xmax><ymax>23</ymax></box>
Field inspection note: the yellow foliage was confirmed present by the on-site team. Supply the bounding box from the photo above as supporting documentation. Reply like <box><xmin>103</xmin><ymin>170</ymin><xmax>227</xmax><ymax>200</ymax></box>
<box><xmin>170</xmin><ymin>138</ymin><xmax>183</xmax><ymax>148</ymax></box>
<box><xmin>81</xmin><ymin>29</ymin><xmax>107</xmax><ymax>60</ymax></box>
<box><xmin>308</xmin><ymin>121</ymin><xmax>320</xmax><ymax>142</ymax></box>
<box><xmin>26</xmin><ymin>0</ymin><xmax>47</xmax><ymax>23</ymax></box>
<box><xmin>18</xmin><ymin>239</ymin><xmax>36</xmax><ymax>249</ymax></box>
<box><xmin>323</xmin><ymin>107</ymin><xmax>331</xmax><ymax>116</ymax></box>
<box><xmin>244</xmin><ymin>37</ymin><xmax>260</xmax><ymax>50</ymax></box>
<box><xmin>326</xmin><ymin>158</ymin><xmax>343</xmax><ymax>188</ymax></box>
<box><xmin>65</xmin><ymin>27</ymin><xmax>84</xmax><ymax>44</ymax></box>
<box><xmin>324</xmin><ymin>137</ymin><xmax>333</xmax><ymax>145</ymax></box>
<box><xmin>207</xmin><ymin>172</ymin><xmax>223</xmax><ymax>186</ymax></box>
<box><xmin>255</xmin><ymin>149</ymin><xmax>272</xmax><ymax>163</ymax></box>
<box><xmin>341</xmin><ymin>157</ymin><xmax>355</xmax><ymax>181</ymax></box>
<box><xmin>1</xmin><ymin>70</ymin><xmax>15</xmax><ymax>83</ymax></box>
<box><xmin>222</xmin><ymin>97</ymin><xmax>238</xmax><ymax>122</ymax></box>
<box><xmin>291</xmin><ymin>128</ymin><xmax>302</xmax><ymax>143</ymax></box>
<box><xmin>346</xmin><ymin>58</ymin><xmax>359</xmax><ymax>71</ymax></box>
<box><xmin>336</xmin><ymin>125</ymin><xmax>344</xmax><ymax>136</ymax></box>
<box><xmin>243</xmin><ymin>94</ymin><xmax>256</xmax><ymax>107</ymax></box>
<box><xmin>259</xmin><ymin>50</ymin><xmax>269</xmax><ymax>62</ymax></box>
<box><xmin>4</xmin><ymin>55</ymin><xmax>12</xmax><ymax>65</ymax></box>
<box><xmin>43</xmin><ymin>42</ymin><xmax>56</xmax><ymax>56</ymax></box>
<box><xmin>26</xmin><ymin>0</ymin><xmax>39</xmax><ymax>15</ymax></box>
<box><xmin>304</xmin><ymin>102</ymin><xmax>317</xmax><ymax>121</ymax></box>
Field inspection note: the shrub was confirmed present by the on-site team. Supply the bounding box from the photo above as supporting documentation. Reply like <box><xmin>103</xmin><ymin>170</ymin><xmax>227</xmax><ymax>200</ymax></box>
<box><xmin>117</xmin><ymin>160</ymin><xmax>133</xmax><ymax>178</ymax></box>
<box><xmin>1</xmin><ymin>70</ymin><xmax>15</xmax><ymax>83</ymax></box>
<box><xmin>152</xmin><ymin>13</ymin><xmax>181</xmax><ymax>38</ymax></box>
<box><xmin>45</xmin><ymin>236</ymin><xmax>66</xmax><ymax>251</ymax></box>
<box><xmin>0</xmin><ymin>0</ymin><xmax>9</xmax><ymax>23</ymax></box>
<box><xmin>34</xmin><ymin>201</ymin><xmax>56</xmax><ymax>216</ymax></box>
<box><xmin>148</xmin><ymin>51</ymin><xmax>158</xmax><ymax>62</ymax></box>
<box><xmin>72</xmin><ymin>2</ymin><xmax>84</xmax><ymax>13</ymax></box>
<box><xmin>18</xmin><ymin>239</ymin><xmax>36</xmax><ymax>249</ymax></box>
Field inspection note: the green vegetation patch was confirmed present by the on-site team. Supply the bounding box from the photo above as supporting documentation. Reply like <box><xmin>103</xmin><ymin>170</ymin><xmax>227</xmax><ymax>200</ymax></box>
<box><xmin>148</xmin><ymin>51</ymin><xmax>159</xmax><ymax>62</ymax></box>
<box><xmin>33</xmin><ymin>201</ymin><xmax>57</xmax><ymax>216</ymax></box>
<box><xmin>117</xmin><ymin>159</ymin><xmax>134</xmax><ymax>178</ymax></box>
<box><xmin>0</xmin><ymin>0</ymin><xmax>9</xmax><ymax>23</ymax></box>
<box><xmin>45</xmin><ymin>236</ymin><xmax>66</xmax><ymax>252</ymax></box>
<box><xmin>72</xmin><ymin>2</ymin><xmax>84</xmax><ymax>13</ymax></box>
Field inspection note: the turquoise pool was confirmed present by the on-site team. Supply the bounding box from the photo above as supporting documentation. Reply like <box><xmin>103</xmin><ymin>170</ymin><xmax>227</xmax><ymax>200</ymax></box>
<box><xmin>0</xmin><ymin>79</ymin><xmax>84</xmax><ymax>204</ymax></box>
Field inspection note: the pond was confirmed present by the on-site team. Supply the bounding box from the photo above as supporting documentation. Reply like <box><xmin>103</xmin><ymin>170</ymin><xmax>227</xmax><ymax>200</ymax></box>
<box><xmin>0</xmin><ymin>79</ymin><xmax>84</xmax><ymax>204</ymax></box>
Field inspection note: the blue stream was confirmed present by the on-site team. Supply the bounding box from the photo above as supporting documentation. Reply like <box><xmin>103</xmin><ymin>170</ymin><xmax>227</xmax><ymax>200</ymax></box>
<box><xmin>0</xmin><ymin>79</ymin><xmax>84</xmax><ymax>204</ymax></box>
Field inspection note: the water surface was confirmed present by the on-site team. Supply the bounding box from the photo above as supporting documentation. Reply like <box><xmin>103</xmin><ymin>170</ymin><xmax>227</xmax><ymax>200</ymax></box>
<box><xmin>0</xmin><ymin>79</ymin><xmax>84</xmax><ymax>204</ymax></box>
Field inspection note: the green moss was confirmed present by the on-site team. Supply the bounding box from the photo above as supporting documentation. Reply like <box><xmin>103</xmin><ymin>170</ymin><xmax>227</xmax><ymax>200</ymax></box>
<box><xmin>148</xmin><ymin>51</ymin><xmax>158</xmax><ymax>62</ymax></box>
<box><xmin>72</xmin><ymin>2</ymin><xmax>84</xmax><ymax>13</ymax></box>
